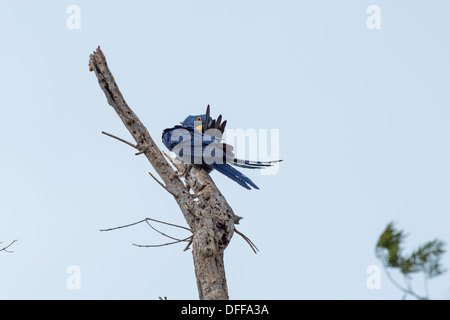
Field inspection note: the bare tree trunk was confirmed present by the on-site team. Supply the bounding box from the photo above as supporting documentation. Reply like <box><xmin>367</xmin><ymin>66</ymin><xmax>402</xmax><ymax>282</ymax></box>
<box><xmin>89</xmin><ymin>46</ymin><xmax>240</xmax><ymax>300</ymax></box>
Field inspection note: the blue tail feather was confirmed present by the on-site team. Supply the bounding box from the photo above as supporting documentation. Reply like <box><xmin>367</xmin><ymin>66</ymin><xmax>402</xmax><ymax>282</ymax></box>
<box><xmin>209</xmin><ymin>163</ymin><xmax>259</xmax><ymax>190</ymax></box>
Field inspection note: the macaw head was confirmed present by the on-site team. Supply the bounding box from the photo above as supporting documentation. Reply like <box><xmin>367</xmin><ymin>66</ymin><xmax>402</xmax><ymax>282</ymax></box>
<box><xmin>181</xmin><ymin>114</ymin><xmax>210</xmax><ymax>131</ymax></box>
<box><xmin>180</xmin><ymin>105</ymin><xmax>227</xmax><ymax>134</ymax></box>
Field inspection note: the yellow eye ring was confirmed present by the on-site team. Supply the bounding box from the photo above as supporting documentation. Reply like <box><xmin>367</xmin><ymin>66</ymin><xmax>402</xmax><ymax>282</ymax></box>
<box><xmin>196</xmin><ymin>117</ymin><xmax>202</xmax><ymax>122</ymax></box>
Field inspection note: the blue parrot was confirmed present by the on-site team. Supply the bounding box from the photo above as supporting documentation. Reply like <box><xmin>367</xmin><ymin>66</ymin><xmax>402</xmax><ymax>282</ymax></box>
<box><xmin>162</xmin><ymin>105</ymin><xmax>281</xmax><ymax>190</ymax></box>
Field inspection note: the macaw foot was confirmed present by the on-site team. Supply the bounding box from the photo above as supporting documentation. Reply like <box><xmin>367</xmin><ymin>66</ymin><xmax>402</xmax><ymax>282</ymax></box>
<box><xmin>174</xmin><ymin>164</ymin><xmax>193</xmax><ymax>180</ymax></box>
<box><xmin>174</xmin><ymin>163</ymin><xmax>190</xmax><ymax>178</ymax></box>
<box><xmin>191</xmin><ymin>183</ymin><xmax>212</xmax><ymax>199</ymax></box>
<box><xmin>184</xmin><ymin>164</ymin><xmax>193</xmax><ymax>179</ymax></box>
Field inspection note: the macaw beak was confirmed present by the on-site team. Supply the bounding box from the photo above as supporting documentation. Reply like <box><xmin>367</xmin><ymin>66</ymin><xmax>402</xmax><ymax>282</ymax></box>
<box><xmin>194</xmin><ymin>120</ymin><xmax>203</xmax><ymax>131</ymax></box>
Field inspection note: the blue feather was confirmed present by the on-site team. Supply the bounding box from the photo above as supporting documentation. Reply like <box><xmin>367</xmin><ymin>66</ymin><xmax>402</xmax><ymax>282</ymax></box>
<box><xmin>209</xmin><ymin>163</ymin><xmax>259</xmax><ymax>190</ymax></box>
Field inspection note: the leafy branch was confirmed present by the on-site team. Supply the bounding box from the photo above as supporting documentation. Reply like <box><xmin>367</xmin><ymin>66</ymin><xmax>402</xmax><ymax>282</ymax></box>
<box><xmin>375</xmin><ymin>222</ymin><xmax>446</xmax><ymax>299</ymax></box>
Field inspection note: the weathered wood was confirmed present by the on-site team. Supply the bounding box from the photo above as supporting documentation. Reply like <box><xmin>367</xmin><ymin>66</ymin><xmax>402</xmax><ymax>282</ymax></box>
<box><xmin>89</xmin><ymin>46</ymin><xmax>238</xmax><ymax>300</ymax></box>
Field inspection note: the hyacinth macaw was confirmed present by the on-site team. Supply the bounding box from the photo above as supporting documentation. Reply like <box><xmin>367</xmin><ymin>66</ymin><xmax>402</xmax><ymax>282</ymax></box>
<box><xmin>162</xmin><ymin>105</ymin><xmax>281</xmax><ymax>190</ymax></box>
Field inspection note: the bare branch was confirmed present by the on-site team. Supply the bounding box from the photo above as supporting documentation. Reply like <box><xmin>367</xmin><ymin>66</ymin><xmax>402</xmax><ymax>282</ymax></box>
<box><xmin>161</xmin><ymin>150</ymin><xmax>178</xmax><ymax>166</ymax></box>
<box><xmin>183</xmin><ymin>237</ymin><xmax>194</xmax><ymax>251</ymax></box>
<box><xmin>381</xmin><ymin>262</ymin><xmax>427</xmax><ymax>300</ymax></box>
<box><xmin>100</xmin><ymin>219</ymin><xmax>148</xmax><ymax>232</ymax></box>
<box><xmin>148</xmin><ymin>171</ymin><xmax>178</xmax><ymax>197</ymax></box>
<box><xmin>144</xmin><ymin>219</ymin><xmax>188</xmax><ymax>242</ymax></box>
<box><xmin>234</xmin><ymin>228</ymin><xmax>259</xmax><ymax>254</ymax></box>
<box><xmin>102</xmin><ymin>131</ymin><xmax>138</xmax><ymax>149</ymax></box>
<box><xmin>100</xmin><ymin>217</ymin><xmax>191</xmax><ymax>233</ymax></box>
<box><xmin>101</xmin><ymin>217</ymin><xmax>193</xmax><ymax>250</ymax></box>
<box><xmin>162</xmin><ymin>150</ymin><xmax>186</xmax><ymax>174</ymax></box>
<box><xmin>0</xmin><ymin>240</ymin><xmax>18</xmax><ymax>253</ymax></box>
<box><xmin>133</xmin><ymin>235</ymin><xmax>192</xmax><ymax>248</ymax></box>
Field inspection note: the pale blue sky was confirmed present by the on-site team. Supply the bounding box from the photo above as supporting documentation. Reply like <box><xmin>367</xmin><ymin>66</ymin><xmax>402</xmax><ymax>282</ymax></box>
<box><xmin>1</xmin><ymin>1</ymin><xmax>450</xmax><ymax>299</ymax></box>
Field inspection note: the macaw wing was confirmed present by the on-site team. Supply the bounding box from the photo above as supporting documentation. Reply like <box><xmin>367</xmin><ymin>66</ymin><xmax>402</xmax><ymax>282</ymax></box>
<box><xmin>171</xmin><ymin>130</ymin><xmax>235</xmax><ymax>165</ymax></box>
<box><xmin>162</xmin><ymin>125</ymin><xmax>187</xmax><ymax>150</ymax></box>
<box><xmin>168</xmin><ymin>129</ymin><xmax>202</xmax><ymax>164</ymax></box>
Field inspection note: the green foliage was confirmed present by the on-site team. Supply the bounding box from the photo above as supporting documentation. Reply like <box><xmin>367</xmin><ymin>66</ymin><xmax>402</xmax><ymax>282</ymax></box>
<box><xmin>375</xmin><ymin>222</ymin><xmax>446</xmax><ymax>299</ymax></box>
<box><xmin>406</xmin><ymin>239</ymin><xmax>446</xmax><ymax>277</ymax></box>
<box><xmin>376</xmin><ymin>222</ymin><xmax>406</xmax><ymax>269</ymax></box>
<box><xmin>376</xmin><ymin>222</ymin><xmax>446</xmax><ymax>278</ymax></box>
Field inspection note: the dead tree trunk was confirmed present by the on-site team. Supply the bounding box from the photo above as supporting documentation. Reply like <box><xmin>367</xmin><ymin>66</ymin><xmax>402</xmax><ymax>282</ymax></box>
<box><xmin>89</xmin><ymin>46</ymin><xmax>242</xmax><ymax>300</ymax></box>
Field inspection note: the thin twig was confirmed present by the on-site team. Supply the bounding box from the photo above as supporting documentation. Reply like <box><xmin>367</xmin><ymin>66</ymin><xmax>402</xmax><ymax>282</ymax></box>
<box><xmin>148</xmin><ymin>172</ymin><xmax>178</xmax><ymax>197</ymax></box>
<box><xmin>423</xmin><ymin>274</ymin><xmax>430</xmax><ymax>299</ymax></box>
<box><xmin>234</xmin><ymin>228</ymin><xmax>259</xmax><ymax>254</ymax></box>
<box><xmin>101</xmin><ymin>218</ymin><xmax>192</xmax><ymax>250</ymax></box>
<box><xmin>133</xmin><ymin>235</ymin><xmax>192</xmax><ymax>248</ymax></box>
<box><xmin>381</xmin><ymin>263</ymin><xmax>427</xmax><ymax>300</ymax></box>
<box><xmin>144</xmin><ymin>217</ymin><xmax>192</xmax><ymax>232</ymax></box>
<box><xmin>162</xmin><ymin>150</ymin><xmax>184</xmax><ymax>172</ymax></box>
<box><xmin>183</xmin><ymin>237</ymin><xmax>194</xmax><ymax>251</ymax></box>
<box><xmin>100</xmin><ymin>217</ymin><xmax>192</xmax><ymax>233</ymax></box>
<box><xmin>162</xmin><ymin>150</ymin><xmax>177</xmax><ymax>165</ymax></box>
<box><xmin>100</xmin><ymin>218</ymin><xmax>148</xmax><ymax>232</ymax></box>
<box><xmin>145</xmin><ymin>220</ymin><xmax>187</xmax><ymax>242</ymax></box>
<box><xmin>102</xmin><ymin>131</ymin><xmax>138</xmax><ymax>149</ymax></box>
<box><xmin>0</xmin><ymin>240</ymin><xmax>18</xmax><ymax>253</ymax></box>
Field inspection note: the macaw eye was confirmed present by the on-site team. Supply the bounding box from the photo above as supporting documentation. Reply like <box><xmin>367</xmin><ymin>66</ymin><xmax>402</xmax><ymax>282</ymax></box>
<box><xmin>196</xmin><ymin>117</ymin><xmax>202</xmax><ymax>122</ymax></box>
